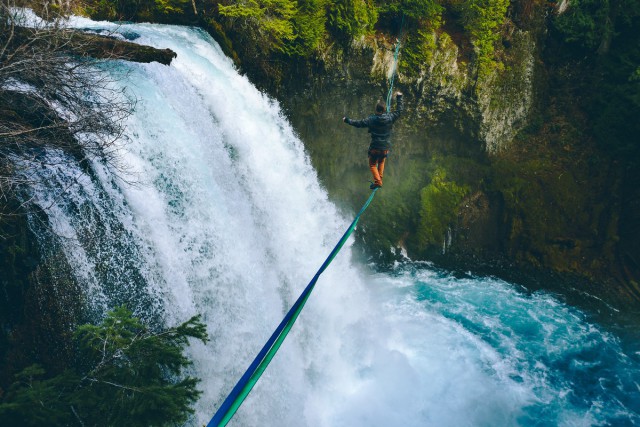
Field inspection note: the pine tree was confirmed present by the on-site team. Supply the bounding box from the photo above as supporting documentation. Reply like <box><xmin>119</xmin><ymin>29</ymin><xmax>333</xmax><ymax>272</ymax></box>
<box><xmin>0</xmin><ymin>306</ymin><xmax>208</xmax><ymax>426</ymax></box>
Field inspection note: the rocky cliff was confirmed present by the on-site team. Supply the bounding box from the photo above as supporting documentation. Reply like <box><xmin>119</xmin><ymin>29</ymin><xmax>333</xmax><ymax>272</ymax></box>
<box><xmin>254</xmin><ymin>1</ymin><xmax>640</xmax><ymax>307</ymax></box>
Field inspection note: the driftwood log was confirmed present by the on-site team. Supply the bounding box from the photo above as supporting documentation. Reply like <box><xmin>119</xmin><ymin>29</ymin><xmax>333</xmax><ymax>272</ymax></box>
<box><xmin>69</xmin><ymin>30</ymin><xmax>177</xmax><ymax>65</ymax></box>
<box><xmin>10</xmin><ymin>26</ymin><xmax>177</xmax><ymax>65</ymax></box>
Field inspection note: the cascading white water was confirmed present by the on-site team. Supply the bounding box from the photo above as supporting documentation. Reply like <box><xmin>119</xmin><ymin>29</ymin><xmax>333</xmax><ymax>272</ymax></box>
<box><xmin>24</xmin><ymin>18</ymin><xmax>639</xmax><ymax>426</ymax></box>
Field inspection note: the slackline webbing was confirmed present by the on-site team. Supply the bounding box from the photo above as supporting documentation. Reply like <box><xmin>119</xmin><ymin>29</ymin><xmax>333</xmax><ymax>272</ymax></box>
<box><xmin>207</xmin><ymin>188</ymin><xmax>379</xmax><ymax>427</ymax></box>
<box><xmin>385</xmin><ymin>14</ymin><xmax>404</xmax><ymax>112</ymax></box>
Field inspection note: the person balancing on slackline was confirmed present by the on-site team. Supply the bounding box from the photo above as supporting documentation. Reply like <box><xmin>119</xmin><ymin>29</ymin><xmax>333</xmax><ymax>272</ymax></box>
<box><xmin>342</xmin><ymin>91</ymin><xmax>404</xmax><ymax>190</ymax></box>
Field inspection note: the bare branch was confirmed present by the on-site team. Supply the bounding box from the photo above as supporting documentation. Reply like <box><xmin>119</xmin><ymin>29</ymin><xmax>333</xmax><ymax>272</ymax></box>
<box><xmin>0</xmin><ymin>3</ymin><xmax>175</xmax><ymax>226</ymax></box>
<box><xmin>0</xmin><ymin>4</ymin><xmax>132</xmax><ymax>222</ymax></box>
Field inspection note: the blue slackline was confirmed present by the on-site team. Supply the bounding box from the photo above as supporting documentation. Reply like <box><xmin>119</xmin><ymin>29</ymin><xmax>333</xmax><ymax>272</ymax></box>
<box><xmin>208</xmin><ymin>188</ymin><xmax>379</xmax><ymax>427</ymax></box>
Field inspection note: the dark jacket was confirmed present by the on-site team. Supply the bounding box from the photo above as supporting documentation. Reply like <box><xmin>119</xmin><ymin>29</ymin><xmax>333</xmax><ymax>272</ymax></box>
<box><xmin>344</xmin><ymin>94</ymin><xmax>404</xmax><ymax>150</ymax></box>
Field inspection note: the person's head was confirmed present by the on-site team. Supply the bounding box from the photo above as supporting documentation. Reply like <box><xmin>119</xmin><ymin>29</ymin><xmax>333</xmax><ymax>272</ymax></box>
<box><xmin>375</xmin><ymin>100</ymin><xmax>386</xmax><ymax>114</ymax></box>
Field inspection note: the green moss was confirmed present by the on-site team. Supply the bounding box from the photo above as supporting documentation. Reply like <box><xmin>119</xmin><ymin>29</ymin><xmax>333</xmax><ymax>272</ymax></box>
<box><xmin>417</xmin><ymin>166</ymin><xmax>470</xmax><ymax>247</ymax></box>
<box><xmin>290</xmin><ymin>0</ymin><xmax>328</xmax><ymax>56</ymax></box>
<box><xmin>446</xmin><ymin>0</ymin><xmax>510</xmax><ymax>79</ymax></box>
<box><xmin>219</xmin><ymin>0</ymin><xmax>297</xmax><ymax>52</ymax></box>
<box><xmin>486</xmin><ymin>150</ymin><xmax>617</xmax><ymax>274</ymax></box>
<box><xmin>401</xmin><ymin>27</ymin><xmax>439</xmax><ymax>76</ymax></box>
<box><xmin>204</xmin><ymin>18</ymin><xmax>241</xmax><ymax>65</ymax></box>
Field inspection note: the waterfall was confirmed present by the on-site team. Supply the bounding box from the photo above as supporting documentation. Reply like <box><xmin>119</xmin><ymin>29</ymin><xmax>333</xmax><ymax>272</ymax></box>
<box><xmin>23</xmin><ymin>18</ymin><xmax>640</xmax><ymax>426</ymax></box>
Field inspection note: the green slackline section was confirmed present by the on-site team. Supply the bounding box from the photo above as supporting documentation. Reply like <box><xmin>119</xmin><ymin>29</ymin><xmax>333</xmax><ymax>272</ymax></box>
<box><xmin>386</xmin><ymin>37</ymin><xmax>402</xmax><ymax>112</ymax></box>
<box><xmin>386</xmin><ymin>14</ymin><xmax>404</xmax><ymax>112</ymax></box>
<box><xmin>208</xmin><ymin>188</ymin><xmax>379</xmax><ymax>427</ymax></box>
<box><xmin>209</xmin><ymin>17</ymin><xmax>406</xmax><ymax>426</ymax></box>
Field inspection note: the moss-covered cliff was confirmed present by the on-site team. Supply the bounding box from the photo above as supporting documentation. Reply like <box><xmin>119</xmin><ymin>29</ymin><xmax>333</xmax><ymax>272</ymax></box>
<box><xmin>258</xmin><ymin>1</ymin><xmax>639</xmax><ymax>305</ymax></box>
<box><xmin>64</xmin><ymin>0</ymin><xmax>639</xmax><ymax>304</ymax></box>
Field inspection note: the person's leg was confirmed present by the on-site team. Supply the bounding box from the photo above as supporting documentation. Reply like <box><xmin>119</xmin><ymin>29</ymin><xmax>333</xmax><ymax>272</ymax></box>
<box><xmin>368</xmin><ymin>154</ymin><xmax>383</xmax><ymax>186</ymax></box>
<box><xmin>377</xmin><ymin>150</ymin><xmax>389</xmax><ymax>181</ymax></box>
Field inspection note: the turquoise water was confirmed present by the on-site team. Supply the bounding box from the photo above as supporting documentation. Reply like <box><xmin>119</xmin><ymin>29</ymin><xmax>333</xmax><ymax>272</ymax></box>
<box><xmin>368</xmin><ymin>264</ymin><xmax>640</xmax><ymax>426</ymax></box>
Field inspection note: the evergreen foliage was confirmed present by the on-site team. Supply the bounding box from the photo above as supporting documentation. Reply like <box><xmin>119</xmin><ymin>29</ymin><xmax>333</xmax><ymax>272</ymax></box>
<box><xmin>83</xmin><ymin>0</ymin><xmax>118</xmax><ymax>20</ymax></box>
<box><xmin>327</xmin><ymin>0</ymin><xmax>377</xmax><ymax>42</ymax></box>
<box><xmin>553</xmin><ymin>0</ymin><xmax>614</xmax><ymax>51</ymax></box>
<box><xmin>291</xmin><ymin>0</ymin><xmax>328</xmax><ymax>55</ymax></box>
<box><xmin>154</xmin><ymin>0</ymin><xmax>192</xmax><ymax>15</ymax></box>
<box><xmin>0</xmin><ymin>365</ymin><xmax>77</xmax><ymax>426</ymax></box>
<box><xmin>378</xmin><ymin>0</ymin><xmax>443</xmax><ymax>23</ymax></box>
<box><xmin>0</xmin><ymin>306</ymin><xmax>208</xmax><ymax>427</ymax></box>
<box><xmin>218</xmin><ymin>0</ymin><xmax>297</xmax><ymax>52</ymax></box>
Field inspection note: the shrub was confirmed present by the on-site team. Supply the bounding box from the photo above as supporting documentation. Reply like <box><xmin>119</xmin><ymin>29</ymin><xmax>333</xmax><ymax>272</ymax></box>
<box><xmin>553</xmin><ymin>0</ymin><xmax>612</xmax><ymax>51</ymax></box>
<box><xmin>0</xmin><ymin>306</ymin><xmax>208</xmax><ymax>427</ymax></box>
<box><xmin>218</xmin><ymin>0</ymin><xmax>297</xmax><ymax>52</ymax></box>
<box><xmin>327</xmin><ymin>0</ymin><xmax>378</xmax><ymax>42</ymax></box>
<box><xmin>290</xmin><ymin>0</ymin><xmax>327</xmax><ymax>56</ymax></box>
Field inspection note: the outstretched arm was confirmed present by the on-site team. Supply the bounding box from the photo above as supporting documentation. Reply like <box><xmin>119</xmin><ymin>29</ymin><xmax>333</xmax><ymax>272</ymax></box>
<box><xmin>343</xmin><ymin>116</ymin><xmax>370</xmax><ymax>128</ymax></box>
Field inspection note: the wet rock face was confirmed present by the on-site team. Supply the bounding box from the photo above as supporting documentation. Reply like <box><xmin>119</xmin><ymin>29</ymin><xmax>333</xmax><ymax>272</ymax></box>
<box><xmin>276</xmin><ymin>17</ymin><xmax>542</xmax><ymax>229</ymax></box>
<box><xmin>476</xmin><ymin>29</ymin><xmax>537</xmax><ymax>153</ymax></box>
<box><xmin>274</xmin><ymin>29</ymin><xmax>537</xmax><ymax>269</ymax></box>
<box><xmin>274</xmin><ymin>12</ymin><xmax>635</xmax><ymax>299</ymax></box>
<box><xmin>0</xmin><ymin>205</ymin><xmax>83</xmax><ymax>387</ymax></box>
<box><xmin>410</xmin><ymin>27</ymin><xmax>537</xmax><ymax>154</ymax></box>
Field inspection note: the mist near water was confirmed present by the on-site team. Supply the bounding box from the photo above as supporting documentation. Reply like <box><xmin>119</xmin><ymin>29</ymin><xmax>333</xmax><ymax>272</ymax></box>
<box><xmin>22</xmin><ymin>18</ymin><xmax>640</xmax><ymax>426</ymax></box>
